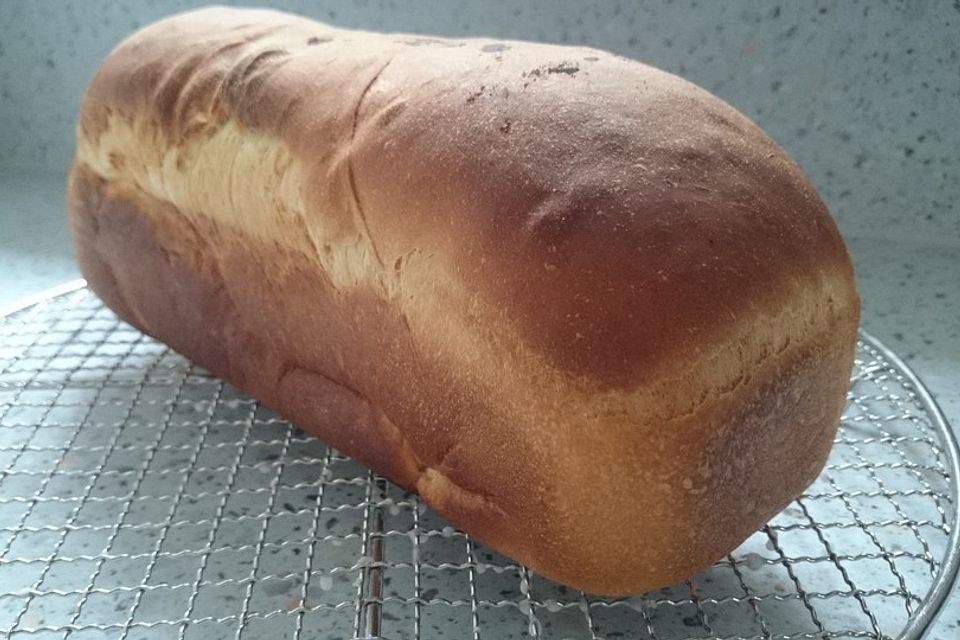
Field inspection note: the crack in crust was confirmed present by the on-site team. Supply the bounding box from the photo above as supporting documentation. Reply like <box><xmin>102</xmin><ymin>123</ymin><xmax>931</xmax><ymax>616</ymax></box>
<box><xmin>346</xmin><ymin>58</ymin><xmax>394</xmax><ymax>273</ymax></box>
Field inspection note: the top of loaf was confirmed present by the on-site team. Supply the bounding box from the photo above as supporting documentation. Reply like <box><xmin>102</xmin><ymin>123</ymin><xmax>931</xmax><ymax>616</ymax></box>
<box><xmin>77</xmin><ymin>6</ymin><xmax>857</xmax><ymax>391</ymax></box>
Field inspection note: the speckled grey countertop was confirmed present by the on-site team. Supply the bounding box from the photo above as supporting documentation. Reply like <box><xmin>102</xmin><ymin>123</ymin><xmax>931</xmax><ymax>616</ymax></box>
<box><xmin>1</xmin><ymin>1</ymin><xmax>958</xmax><ymax>637</ymax></box>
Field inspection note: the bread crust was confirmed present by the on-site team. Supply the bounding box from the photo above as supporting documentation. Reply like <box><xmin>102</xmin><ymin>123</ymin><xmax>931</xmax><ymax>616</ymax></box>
<box><xmin>69</xmin><ymin>7</ymin><xmax>859</xmax><ymax>595</ymax></box>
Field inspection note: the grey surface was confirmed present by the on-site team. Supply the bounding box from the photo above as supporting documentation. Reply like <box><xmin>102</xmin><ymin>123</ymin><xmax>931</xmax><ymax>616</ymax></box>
<box><xmin>0</xmin><ymin>172</ymin><xmax>77</xmax><ymax>305</ymax></box>
<box><xmin>1</xmin><ymin>291</ymin><xmax>957</xmax><ymax>640</ymax></box>
<box><xmin>1</xmin><ymin>0</ymin><xmax>959</xmax><ymax>637</ymax></box>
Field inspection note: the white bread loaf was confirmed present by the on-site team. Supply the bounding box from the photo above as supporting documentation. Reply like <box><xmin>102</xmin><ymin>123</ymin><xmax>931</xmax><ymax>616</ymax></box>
<box><xmin>67</xmin><ymin>7</ymin><xmax>859</xmax><ymax>595</ymax></box>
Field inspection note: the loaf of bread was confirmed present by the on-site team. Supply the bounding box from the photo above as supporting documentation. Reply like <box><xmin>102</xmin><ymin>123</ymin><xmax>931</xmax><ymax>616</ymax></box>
<box><xmin>68</xmin><ymin>7</ymin><xmax>859</xmax><ymax>595</ymax></box>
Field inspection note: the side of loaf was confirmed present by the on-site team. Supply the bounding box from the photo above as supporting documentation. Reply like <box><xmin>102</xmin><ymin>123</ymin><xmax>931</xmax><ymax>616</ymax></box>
<box><xmin>68</xmin><ymin>7</ymin><xmax>860</xmax><ymax>595</ymax></box>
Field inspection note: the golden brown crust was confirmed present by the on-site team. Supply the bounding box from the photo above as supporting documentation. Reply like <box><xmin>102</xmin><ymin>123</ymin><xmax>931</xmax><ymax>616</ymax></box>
<box><xmin>69</xmin><ymin>7</ymin><xmax>860</xmax><ymax>595</ymax></box>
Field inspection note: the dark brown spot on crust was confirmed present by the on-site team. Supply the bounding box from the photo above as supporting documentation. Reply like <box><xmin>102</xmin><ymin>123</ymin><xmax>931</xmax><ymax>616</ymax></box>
<box><xmin>306</xmin><ymin>36</ymin><xmax>332</xmax><ymax>45</ymax></box>
<box><xmin>524</xmin><ymin>62</ymin><xmax>581</xmax><ymax>80</ymax></box>
<box><xmin>547</xmin><ymin>62</ymin><xmax>579</xmax><ymax>75</ymax></box>
<box><xmin>465</xmin><ymin>85</ymin><xmax>486</xmax><ymax>104</ymax></box>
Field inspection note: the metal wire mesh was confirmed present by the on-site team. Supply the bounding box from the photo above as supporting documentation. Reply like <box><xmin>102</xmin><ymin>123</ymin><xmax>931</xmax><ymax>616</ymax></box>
<box><xmin>0</xmin><ymin>282</ymin><xmax>957</xmax><ymax>640</ymax></box>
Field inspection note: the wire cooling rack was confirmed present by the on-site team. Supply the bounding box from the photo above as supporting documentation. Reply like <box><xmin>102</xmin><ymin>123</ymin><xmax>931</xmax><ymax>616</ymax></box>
<box><xmin>0</xmin><ymin>281</ymin><xmax>957</xmax><ymax>640</ymax></box>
